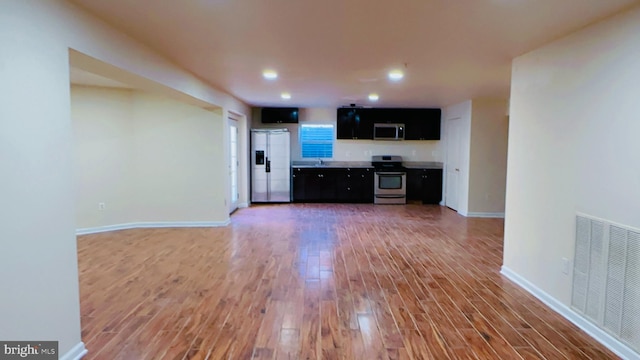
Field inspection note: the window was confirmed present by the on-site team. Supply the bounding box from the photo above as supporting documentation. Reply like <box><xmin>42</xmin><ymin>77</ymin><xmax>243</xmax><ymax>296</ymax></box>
<box><xmin>300</xmin><ymin>124</ymin><xmax>334</xmax><ymax>158</ymax></box>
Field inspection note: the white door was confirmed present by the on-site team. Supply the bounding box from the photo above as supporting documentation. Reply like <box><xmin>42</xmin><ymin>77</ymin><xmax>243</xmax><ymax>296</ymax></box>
<box><xmin>229</xmin><ymin>119</ymin><xmax>239</xmax><ymax>213</ymax></box>
<box><xmin>446</xmin><ymin>118</ymin><xmax>462</xmax><ymax>211</ymax></box>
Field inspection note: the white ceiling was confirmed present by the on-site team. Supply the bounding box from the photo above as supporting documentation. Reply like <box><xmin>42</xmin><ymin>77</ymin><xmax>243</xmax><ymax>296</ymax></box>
<box><xmin>69</xmin><ymin>0</ymin><xmax>638</xmax><ymax>108</ymax></box>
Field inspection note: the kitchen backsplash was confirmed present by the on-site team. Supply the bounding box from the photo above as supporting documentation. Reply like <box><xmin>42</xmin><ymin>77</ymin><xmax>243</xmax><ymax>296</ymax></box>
<box><xmin>334</xmin><ymin>139</ymin><xmax>442</xmax><ymax>162</ymax></box>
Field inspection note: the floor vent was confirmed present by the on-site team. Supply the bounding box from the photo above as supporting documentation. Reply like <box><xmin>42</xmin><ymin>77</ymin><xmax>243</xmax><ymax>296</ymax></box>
<box><xmin>572</xmin><ymin>214</ymin><xmax>640</xmax><ymax>355</ymax></box>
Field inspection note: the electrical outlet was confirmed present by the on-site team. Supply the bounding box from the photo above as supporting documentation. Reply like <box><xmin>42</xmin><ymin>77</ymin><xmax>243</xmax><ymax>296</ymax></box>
<box><xmin>98</xmin><ymin>202</ymin><xmax>106</xmax><ymax>210</ymax></box>
<box><xmin>562</xmin><ymin>257</ymin><xmax>570</xmax><ymax>275</ymax></box>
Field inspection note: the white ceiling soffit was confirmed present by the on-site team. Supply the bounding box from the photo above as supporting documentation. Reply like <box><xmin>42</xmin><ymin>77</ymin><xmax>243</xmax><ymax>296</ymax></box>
<box><xmin>69</xmin><ymin>0</ymin><xmax>639</xmax><ymax>108</ymax></box>
<box><xmin>69</xmin><ymin>67</ymin><xmax>134</xmax><ymax>89</ymax></box>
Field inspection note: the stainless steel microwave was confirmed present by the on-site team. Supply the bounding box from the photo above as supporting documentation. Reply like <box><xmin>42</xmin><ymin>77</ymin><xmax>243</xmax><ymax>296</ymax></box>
<box><xmin>373</xmin><ymin>123</ymin><xmax>405</xmax><ymax>140</ymax></box>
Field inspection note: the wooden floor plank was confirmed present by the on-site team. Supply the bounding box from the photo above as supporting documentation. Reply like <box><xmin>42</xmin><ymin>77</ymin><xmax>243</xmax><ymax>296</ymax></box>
<box><xmin>77</xmin><ymin>204</ymin><xmax>620</xmax><ymax>359</ymax></box>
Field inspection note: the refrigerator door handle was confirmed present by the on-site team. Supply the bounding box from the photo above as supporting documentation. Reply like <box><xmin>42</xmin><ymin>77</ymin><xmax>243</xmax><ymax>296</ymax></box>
<box><xmin>266</xmin><ymin>157</ymin><xmax>271</xmax><ymax>173</ymax></box>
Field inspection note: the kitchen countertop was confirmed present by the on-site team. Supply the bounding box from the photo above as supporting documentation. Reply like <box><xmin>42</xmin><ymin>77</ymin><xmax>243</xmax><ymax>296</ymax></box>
<box><xmin>291</xmin><ymin>161</ymin><xmax>443</xmax><ymax>169</ymax></box>
<box><xmin>403</xmin><ymin>161</ymin><xmax>444</xmax><ymax>169</ymax></box>
<box><xmin>291</xmin><ymin>161</ymin><xmax>373</xmax><ymax>169</ymax></box>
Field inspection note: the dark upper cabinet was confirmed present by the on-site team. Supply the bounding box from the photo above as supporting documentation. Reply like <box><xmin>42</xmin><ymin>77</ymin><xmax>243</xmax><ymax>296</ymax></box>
<box><xmin>402</xmin><ymin>108</ymin><xmax>441</xmax><ymax>140</ymax></box>
<box><xmin>336</xmin><ymin>108</ymin><xmax>374</xmax><ymax>139</ymax></box>
<box><xmin>336</xmin><ymin>107</ymin><xmax>440</xmax><ymax>140</ymax></box>
<box><xmin>261</xmin><ymin>107</ymin><xmax>299</xmax><ymax>123</ymax></box>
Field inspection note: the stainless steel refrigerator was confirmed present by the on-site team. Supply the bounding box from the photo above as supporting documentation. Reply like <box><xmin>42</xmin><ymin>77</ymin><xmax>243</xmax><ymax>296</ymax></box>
<box><xmin>251</xmin><ymin>129</ymin><xmax>291</xmax><ymax>202</ymax></box>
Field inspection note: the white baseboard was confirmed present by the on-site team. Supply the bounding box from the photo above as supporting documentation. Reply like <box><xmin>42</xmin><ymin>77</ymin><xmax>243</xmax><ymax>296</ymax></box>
<box><xmin>238</xmin><ymin>202</ymin><xmax>249</xmax><ymax>208</ymax></box>
<box><xmin>501</xmin><ymin>266</ymin><xmax>640</xmax><ymax>360</ymax></box>
<box><xmin>465</xmin><ymin>212</ymin><xmax>505</xmax><ymax>218</ymax></box>
<box><xmin>60</xmin><ymin>342</ymin><xmax>87</xmax><ymax>360</ymax></box>
<box><xmin>76</xmin><ymin>220</ymin><xmax>231</xmax><ymax>235</ymax></box>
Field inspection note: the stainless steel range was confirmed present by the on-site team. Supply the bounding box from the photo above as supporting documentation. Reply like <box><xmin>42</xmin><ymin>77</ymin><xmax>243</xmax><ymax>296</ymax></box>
<box><xmin>372</xmin><ymin>155</ymin><xmax>406</xmax><ymax>204</ymax></box>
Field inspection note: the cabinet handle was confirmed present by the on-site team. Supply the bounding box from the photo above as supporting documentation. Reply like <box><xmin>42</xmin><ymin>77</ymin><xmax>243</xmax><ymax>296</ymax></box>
<box><xmin>347</xmin><ymin>187</ymin><xmax>351</xmax><ymax>190</ymax></box>
<box><xmin>318</xmin><ymin>174</ymin><xmax>324</xmax><ymax>178</ymax></box>
<box><xmin>361</xmin><ymin>175</ymin><xmax>365</xmax><ymax>178</ymax></box>
<box><xmin>347</xmin><ymin>174</ymin><xmax>351</xmax><ymax>178</ymax></box>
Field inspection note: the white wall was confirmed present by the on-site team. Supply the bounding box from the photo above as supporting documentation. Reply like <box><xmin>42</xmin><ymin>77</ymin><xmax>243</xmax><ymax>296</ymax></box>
<box><xmin>72</xmin><ymin>86</ymin><xmax>228</xmax><ymax>229</ymax></box>
<box><xmin>468</xmin><ymin>99</ymin><xmax>509</xmax><ymax>214</ymax></box>
<box><xmin>0</xmin><ymin>0</ymin><xmax>248</xmax><ymax>357</ymax></box>
<box><xmin>0</xmin><ymin>3</ymin><xmax>81</xmax><ymax>353</ymax></box>
<box><xmin>72</xmin><ymin>86</ymin><xmax>135</xmax><ymax>228</ymax></box>
<box><xmin>504</xmin><ymin>4</ymin><xmax>640</xmax><ymax>307</ymax></box>
<box><xmin>131</xmin><ymin>91</ymin><xmax>227</xmax><ymax>223</ymax></box>
<box><xmin>252</xmin><ymin>107</ymin><xmax>444</xmax><ymax>162</ymax></box>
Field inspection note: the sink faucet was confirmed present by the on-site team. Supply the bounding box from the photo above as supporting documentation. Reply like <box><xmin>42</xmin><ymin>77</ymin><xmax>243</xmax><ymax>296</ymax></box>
<box><xmin>317</xmin><ymin>158</ymin><xmax>325</xmax><ymax>165</ymax></box>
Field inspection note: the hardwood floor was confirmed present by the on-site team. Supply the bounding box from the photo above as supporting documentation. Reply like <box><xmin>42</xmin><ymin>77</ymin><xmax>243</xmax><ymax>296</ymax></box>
<box><xmin>77</xmin><ymin>204</ymin><xmax>618</xmax><ymax>359</ymax></box>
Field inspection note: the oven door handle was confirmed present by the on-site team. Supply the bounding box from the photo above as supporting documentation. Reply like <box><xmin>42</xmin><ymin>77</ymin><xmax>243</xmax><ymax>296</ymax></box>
<box><xmin>375</xmin><ymin>172</ymin><xmax>406</xmax><ymax>176</ymax></box>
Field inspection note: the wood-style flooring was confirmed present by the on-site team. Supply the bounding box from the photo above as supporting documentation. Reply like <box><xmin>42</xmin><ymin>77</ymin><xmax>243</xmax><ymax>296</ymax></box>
<box><xmin>77</xmin><ymin>204</ymin><xmax>619</xmax><ymax>359</ymax></box>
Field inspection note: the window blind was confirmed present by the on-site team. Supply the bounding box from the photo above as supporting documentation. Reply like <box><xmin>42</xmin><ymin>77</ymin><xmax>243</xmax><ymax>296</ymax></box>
<box><xmin>300</xmin><ymin>124</ymin><xmax>334</xmax><ymax>158</ymax></box>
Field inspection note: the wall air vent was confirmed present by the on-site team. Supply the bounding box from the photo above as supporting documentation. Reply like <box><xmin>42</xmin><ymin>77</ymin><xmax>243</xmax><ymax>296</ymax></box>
<box><xmin>572</xmin><ymin>214</ymin><xmax>640</xmax><ymax>355</ymax></box>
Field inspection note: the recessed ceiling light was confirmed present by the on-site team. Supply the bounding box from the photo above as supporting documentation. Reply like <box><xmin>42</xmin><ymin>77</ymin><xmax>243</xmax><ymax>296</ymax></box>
<box><xmin>368</xmin><ymin>93</ymin><xmax>379</xmax><ymax>101</ymax></box>
<box><xmin>388</xmin><ymin>69</ymin><xmax>404</xmax><ymax>81</ymax></box>
<box><xmin>263</xmin><ymin>70</ymin><xmax>278</xmax><ymax>80</ymax></box>
<box><xmin>281</xmin><ymin>92</ymin><xmax>291</xmax><ymax>100</ymax></box>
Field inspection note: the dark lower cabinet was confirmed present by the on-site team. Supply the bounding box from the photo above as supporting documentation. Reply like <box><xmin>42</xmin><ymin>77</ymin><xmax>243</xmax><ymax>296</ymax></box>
<box><xmin>292</xmin><ymin>167</ymin><xmax>373</xmax><ymax>203</ymax></box>
<box><xmin>293</xmin><ymin>170</ymin><xmax>331</xmax><ymax>201</ymax></box>
<box><xmin>292</xmin><ymin>171</ymin><xmax>307</xmax><ymax>201</ymax></box>
<box><xmin>337</xmin><ymin>168</ymin><xmax>374</xmax><ymax>203</ymax></box>
<box><xmin>406</xmin><ymin>169</ymin><xmax>423</xmax><ymax>201</ymax></box>
<box><xmin>406</xmin><ymin>168</ymin><xmax>443</xmax><ymax>204</ymax></box>
<box><xmin>292</xmin><ymin>168</ymin><xmax>336</xmax><ymax>202</ymax></box>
